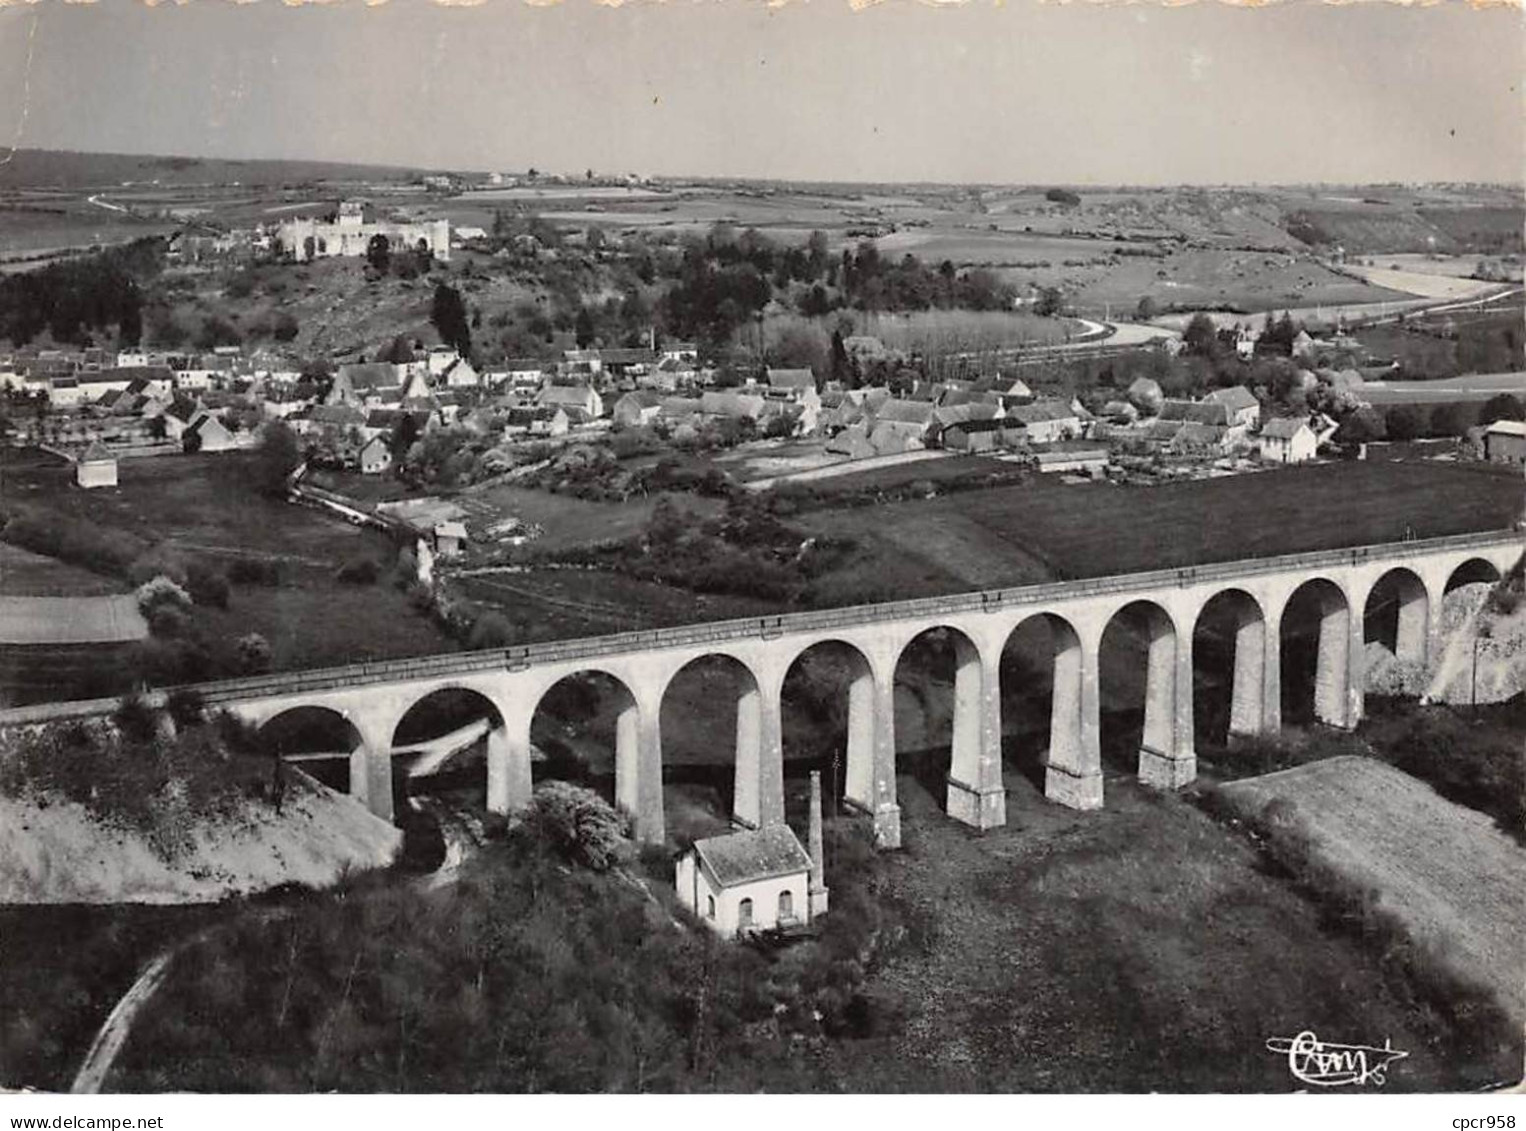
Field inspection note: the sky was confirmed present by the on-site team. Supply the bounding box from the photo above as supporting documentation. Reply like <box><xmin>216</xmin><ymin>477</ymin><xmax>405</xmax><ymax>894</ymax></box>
<box><xmin>0</xmin><ymin>0</ymin><xmax>1519</xmax><ymax>186</ymax></box>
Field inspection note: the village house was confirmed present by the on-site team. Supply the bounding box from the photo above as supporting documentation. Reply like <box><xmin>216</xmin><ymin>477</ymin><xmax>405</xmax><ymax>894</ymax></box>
<box><xmin>644</xmin><ymin>355</ymin><xmax>694</xmax><ymax>392</ymax></box>
<box><xmin>763</xmin><ymin>368</ymin><xmax>820</xmax><ymax>408</ymax></box>
<box><xmin>359</xmin><ymin>435</ymin><xmax>394</xmax><ymax>475</ymax></box>
<box><xmin>660</xmin><ymin>341</ymin><xmax>699</xmax><ymax>367</ymax></box>
<box><xmin>560</xmin><ymin>349</ymin><xmax>603</xmax><ymax>381</ymax></box>
<box><xmin>1483</xmin><ymin>419</ymin><xmax>1526</xmax><ymax>465</ymax></box>
<box><xmin>500</xmin><ymin>359</ymin><xmax>550</xmax><ymax>392</ymax></box>
<box><xmin>869</xmin><ymin>397</ymin><xmax>938</xmax><ymax>446</ymax></box>
<box><xmin>941</xmin><ymin>416</ymin><xmax>1011</xmax><ymax>453</ymax></box>
<box><xmin>611</xmin><ymin>390</ymin><xmax>665</xmax><ymax>428</ymax></box>
<box><xmin>699</xmin><ymin>390</ymin><xmax>767</xmax><ymax>423</ymax></box>
<box><xmin>75</xmin><ymin>441</ymin><xmax>118</xmax><ymax>489</ymax></box>
<box><xmin>1032</xmin><ymin>446</ymin><xmax>1110</xmax><ymax>476</ymax></box>
<box><xmin>432</xmin><ymin>521</ymin><xmax>468</xmax><ymax>559</ymax></box>
<box><xmin>600</xmin><ymin>348</ymin><xmax>658</xmax><ymax>382</ymax></box>
<box><xmin>1007</xmin><ymin>399</ymin><xmax>1081</xmax><ymax>444</ymax></box>
<box><xmin>1259</xmin><ymin>416</ymin><xmax>1318</xmax><ymax>464</ymax></box>
<box><xmin>174</xmin><ymin>354</ymin><xmax>233</xmax><ymax>392</ymax></box>
<box><xmin>676</xmin><ymin>824</ymin><xmax>814</xmax><ymax>938</ymax></box>
<box><xmin>441</xmin><ymin>358</ymin><xmax>481</xmax><ymax>389</ymax></box>
<box><xmin>676</xmin><ymin>773</ymin><xmax>828</xmax><ymax>939</ymax></box>
<box><xmin>537</xmin><ymin>383</ymin><xmax>603</xmax><ymax>422</ymax></box>
<box><xmin>112</xmin><ymin>365</ymin><xmax>176</xmax><ymax>399</ymax></box>
<box><xmin>184</xmin><ymin>413</ymin><xmax>237</xmax><ymax>453</ymax></box>
<box><xmin>328</xmin><ymin>363</ymin><xmax>404</xmax><ymax>407</ymax></box>
<box><xmin>426</xmin><ymin>346</ymin><xmax>461</xmax><ymax>377</ymax></box>
<box><xmin>1203</xmin><ymin>385</ymin><xmax>1262</xmax><ymax>430</ymax></box>
<box><xmin>505</xmin><ymin>406</ymin><xmax>570</xmax><ymax>439</ymax></box>
<box><xmin>1159</xmin><ymin>399</ymin><xmax>1232</xmax><ymax>429</ymax></box>
<box><xmin>1169</xmin><ymin>420</ymin><xmax>1232</xmax><ymax>455</ymax></box>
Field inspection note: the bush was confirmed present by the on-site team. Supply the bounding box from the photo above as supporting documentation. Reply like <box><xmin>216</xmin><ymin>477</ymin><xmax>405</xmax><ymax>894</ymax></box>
<box><xmin>520</xmin><ymin>781</ymin><xmax>631</xmax><ymax>871</ymax></box>
<box><xmin>393</xmin><ymin>547</ymin><xmax>418</xmax><ymax>590</ymax></box>
<box><xmin>236</xmin><ymin>632</ymin><xmax>272</xmax><ymax>675</ymax></box>
<box><xmin>145</xmin><ymin>603</ymin><xmax>190</xmax><ymax>639</ymax></box>
<box><xmin>467</xmin><ymin>611</ymin><xmax>515</xmax><ymax>649</ymax></box>
<box><xmin>0</xmin><ymin>507</ymin><xmax>148</xmax><ymax>578</ymax></box>
<box><xmin>185</xmin><ymin>560</ymin><xmax>230</xmax><ymax>609</ymax></box>
<box><xmin>128</xmin><ymin>548</ymin><xmax>188</xmax><ymax>588</ymax></box>
<box><xmin>165</xmin><ymin>687</ymin><xmax>207</xmax><ymax>729</ymax></box>
<box><xmin>112</xmin><ymin>693</ymin><xmax>160</xmax><ymax>742</ymax></box>
<box><xmin>335</xmin><ymin>556</ymin><xmax>380</xmax><ymax>585</ymax></box>
<box><xmin>136</xmin><ymin>574</ymin><xmax>193</xmax><ymax>615</ymax></box>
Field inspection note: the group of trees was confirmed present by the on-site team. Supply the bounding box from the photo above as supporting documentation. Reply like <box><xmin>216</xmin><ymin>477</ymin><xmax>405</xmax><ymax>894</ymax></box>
<box><xmin>0</xmin><ymin>237</ymin><xmax>163</xmax><ymax>347</ymax></box>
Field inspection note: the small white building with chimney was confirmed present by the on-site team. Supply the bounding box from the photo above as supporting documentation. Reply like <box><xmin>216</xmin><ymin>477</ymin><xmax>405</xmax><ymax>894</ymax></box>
<box><xmin>676</xmin><ymin>772</ymin><xmax>830</xmax><ymax>938</ymax></box>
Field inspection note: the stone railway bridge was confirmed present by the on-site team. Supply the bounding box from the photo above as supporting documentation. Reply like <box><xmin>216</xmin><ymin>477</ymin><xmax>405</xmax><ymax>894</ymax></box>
<box><xmin>2</xmin><ymin>530</ymin><xmax>1518</xmax><ymax>851</ymax></box>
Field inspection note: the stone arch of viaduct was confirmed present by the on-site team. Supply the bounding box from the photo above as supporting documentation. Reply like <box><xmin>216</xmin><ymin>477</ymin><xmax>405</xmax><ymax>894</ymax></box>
<box><xmin>7</xmin><ymin>533</ymin><xmax>1517</xmax><ymax>851</ymax></box>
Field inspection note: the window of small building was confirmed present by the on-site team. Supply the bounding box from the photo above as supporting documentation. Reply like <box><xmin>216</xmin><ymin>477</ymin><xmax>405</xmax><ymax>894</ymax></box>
<box><xmin>778</xmin><ymin>890</ymin><xmax>794</xmax><ymax>922</ymax></box>
<box><xmin>738</xmin><ymin>897</ymin><xmax>753</xmax><ymax>929</ymax></box>
<box><xmin>706</xmin><ymin>895</ymin><xmax>715</xmax><ymax>919</ymax></box>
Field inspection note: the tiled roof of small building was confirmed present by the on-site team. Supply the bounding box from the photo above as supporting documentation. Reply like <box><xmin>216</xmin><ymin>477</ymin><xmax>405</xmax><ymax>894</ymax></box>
<box><xmin>1261</xmin><ymin>417</ymin><xmax>1312</xmax><ymax>440</ymax></box>
<box><xmin>693</xmin><ymin>824</ymin><xmax>812</xmax><ymax>888</ymax></box>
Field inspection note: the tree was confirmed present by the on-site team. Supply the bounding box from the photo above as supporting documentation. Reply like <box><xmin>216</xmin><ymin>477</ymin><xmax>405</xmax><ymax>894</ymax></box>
<box><xmin>236</xmin><ymin>632</ymin><xmax>272</xmax><ymax>674</ymax></box>
<box><xmin>1385</xmin><ymin>404</ymin><xmax>1425</xmax><ymax>442</ymax></box>
<box><xmin>431</xmin><ymin>283</ymin><xmax>472</xmax><ymax>358</ymax></box>
<box><xmin>523</xmin><ymin>782</ymin><xmax>630</xmax><ymax>871</ymax></box>
<box><xmin>378</xmin><ymin>334</ymin><xmax>415</xmax><ymax>365</ymax></box>
<box><xmin>1479</xmin><ymin>393</ymin><xmax>1524</xmax><ymax>426</ymax></box>
<box><xmin>119</xmin><ymin>295</ymin><xmax>143</xmax><ymax>346</ymax></box>
<box><xmin>271</xmin><ymin>311</ymin><xmax>299</xmax><ymax>343</ymax></box>
<box><xmin>1430</xmin><ymin>402</ymin><xmax>1472</xmax><ymax>438</ymax></box>
<box><xmin>366</xmin><ymin>233</ymin><xmax>391</xmax><ymax>273</ymax></box>
<box><xmin>1033</xmin><ymin>286</ymin><xmax>1064</xmax><ymax>318</ymax></box>
<box><xmin>1134</xmin><ymin>296</ymin><xmax>1159</xmax><ymax>322</ymax></box>
<box><xmin>254</xmin><ymin>420</ymin><xmax>301</xmax><ymax>496</ymax></box>
<box><xmin>1182</xmin><ymin>313</ymin><xmax>1219</xmax><ymax>357</ymax></box>
<box><xmin>574</xmin><ymin>306</ymin><xmax>597</xmax><ymax>349</ymax></box>
<box><xmin>1334</xmin><ymin>406</ymin><xmax>1387</xmax><ymax>445</ymax></box>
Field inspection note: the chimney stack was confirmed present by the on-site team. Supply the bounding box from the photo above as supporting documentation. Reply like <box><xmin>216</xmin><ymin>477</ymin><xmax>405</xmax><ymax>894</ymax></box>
<box><xmin>808</xmin><ymin>770</ymin><xmax>829</xmax><ymax>919</ymax></box>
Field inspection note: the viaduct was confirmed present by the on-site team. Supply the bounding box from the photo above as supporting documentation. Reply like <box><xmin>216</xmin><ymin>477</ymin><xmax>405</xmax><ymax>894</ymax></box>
<box><xmin>1</xmin><ymin>530</ymin><xmax>1517</xmax><ymax>851</ymax></box>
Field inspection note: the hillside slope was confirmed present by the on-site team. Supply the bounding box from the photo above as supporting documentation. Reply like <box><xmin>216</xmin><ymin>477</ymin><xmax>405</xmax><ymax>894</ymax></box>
<box><xmin>1220</xmin><ymin>756</ymin><xmax>1526</xmax><ymax>1031</ymax></box>
<box><xmin>0</xmin><ymin>770</ymin><xmax>400</xmax><ymax>904</ymax></box>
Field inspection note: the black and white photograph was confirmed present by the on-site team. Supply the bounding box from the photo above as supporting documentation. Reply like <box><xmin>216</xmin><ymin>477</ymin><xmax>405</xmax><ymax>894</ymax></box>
<box><xmin>0</xmin><ymin>0</ymin><xmax>1521</xmax><ymax>1108</ymax></box>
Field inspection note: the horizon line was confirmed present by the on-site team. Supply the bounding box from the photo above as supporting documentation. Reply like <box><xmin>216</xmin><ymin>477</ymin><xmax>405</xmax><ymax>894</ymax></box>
<box><xmin>5</xmin><ymin>147</ymin><xmax>1522</xmax><ymax>194</ymax></box>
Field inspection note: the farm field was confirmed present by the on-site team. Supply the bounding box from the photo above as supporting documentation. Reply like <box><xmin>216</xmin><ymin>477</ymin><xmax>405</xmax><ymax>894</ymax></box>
<box><xmin>1218</xmin><ymin>757</ymin><xmax>1526</xmax><ymax>1031</ymax></box>
<box><xmin>1342</xmin><ymin>263</ymin><xmax>1502</xmax><ymax>301</ymax></box>
<box><xmin>468</xmin><ymin>484</ymin><xmax>724</xmax><ymax>553</ymax></box>
<box><xmin>454</xmin><ymin>568</ymin><xmax>782</xmax><ymax>644</ymax></box>
<box><xmin>1063</xmin><ymin>248</ymin><xmax>1411</xmax><ymax>316</ymax></box>
<box><xmin>1</xmin><ymin>451</ymin><xmax>458</xmax><ymax>686</ymax></box>
<box><xmin>0</xmin><ymin>543</ymin><xmax>122</xmax><ymax>597</ymax></box>
<box><xmin>1359</xmin><ymin>371</ymin><xmax>1526</xmax><ymax>406</ymax></box>
<box><xmin>796</xmin><ymin>462</ymin><xmax>1523</xmax><ymax>591</ymax></box>
<box><xmin>823</xmin><ymin>773</ymin><xmax>1514</xmax><ymax>1091</ymax></box>
<box><xmin>4</xmin><ymin>452</ymin><xmax>375</xmax><ymax>564</ymax></box>
<box><xmin>788</xmin><ymin>452</ymin><xmax>1016</xmax><ymax>496</ymax></box>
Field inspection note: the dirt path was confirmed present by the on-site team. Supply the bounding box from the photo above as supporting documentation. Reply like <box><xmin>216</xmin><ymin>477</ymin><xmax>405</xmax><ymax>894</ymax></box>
<box><xmin>69</xmin><ymin>952</ymin><xmax>175</xmax><ymax>1094</ymax></box>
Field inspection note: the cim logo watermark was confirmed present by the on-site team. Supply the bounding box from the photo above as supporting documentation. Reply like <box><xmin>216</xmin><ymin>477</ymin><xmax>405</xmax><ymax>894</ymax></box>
<box><xmin>1265</xmin><ymin>1030</ymin><xmax>1409</xmax><ymax>1087</ymax></box>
